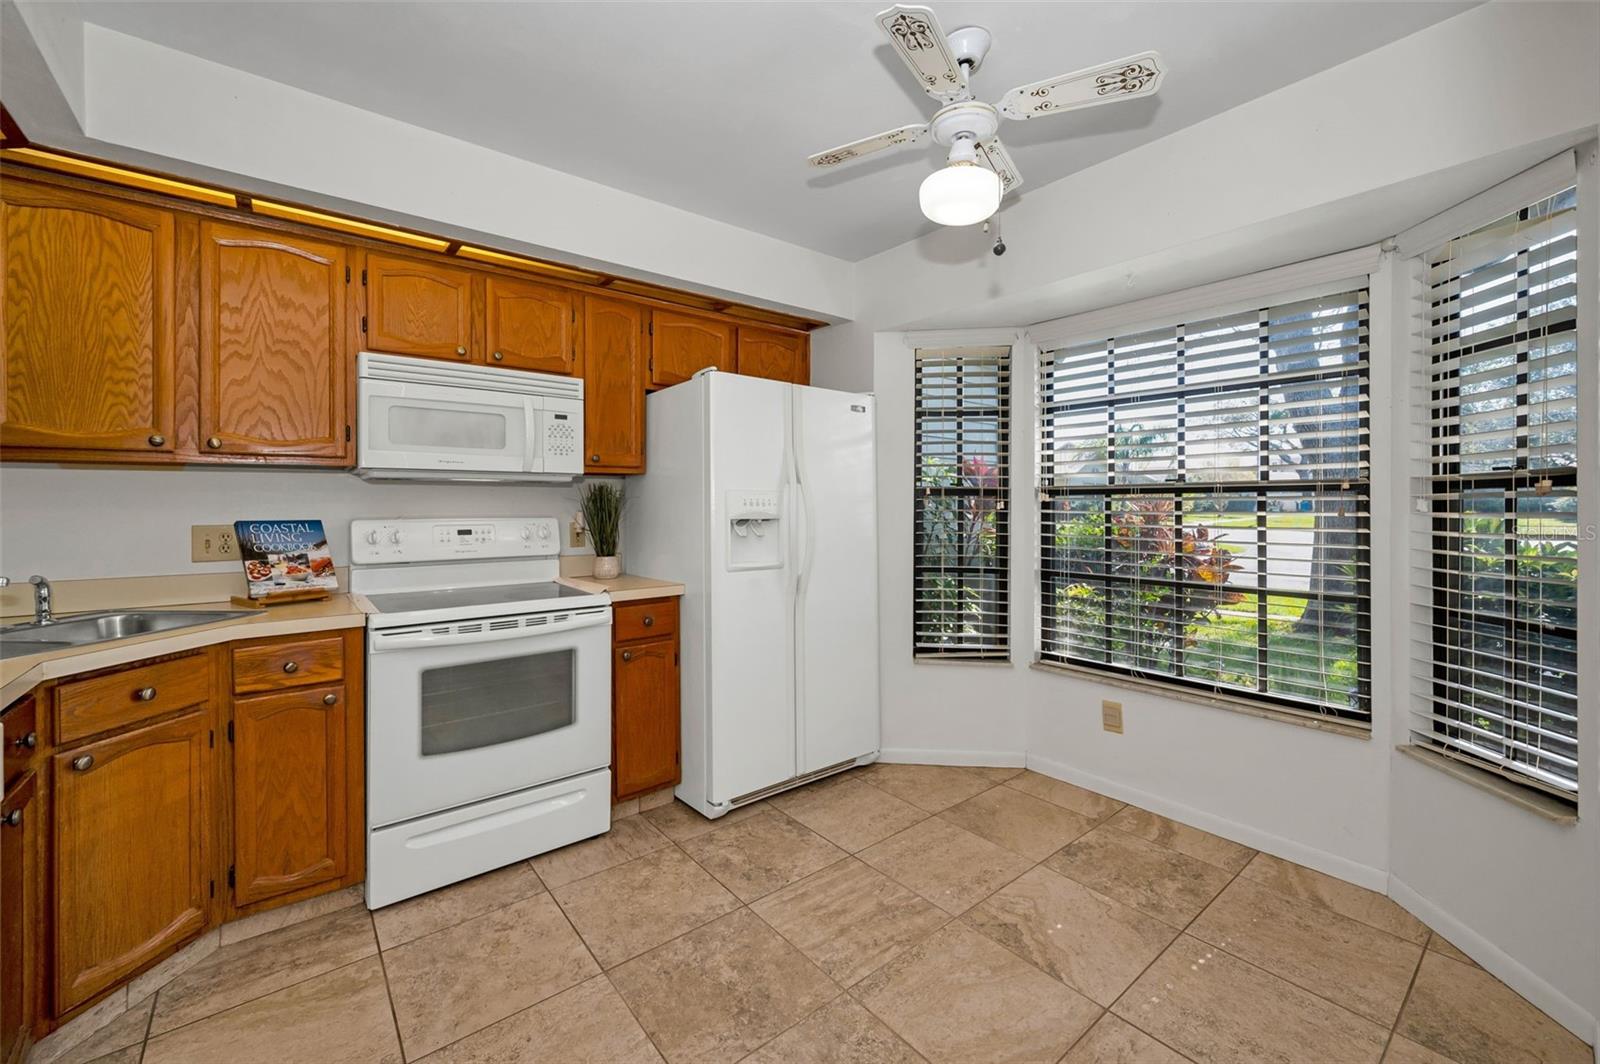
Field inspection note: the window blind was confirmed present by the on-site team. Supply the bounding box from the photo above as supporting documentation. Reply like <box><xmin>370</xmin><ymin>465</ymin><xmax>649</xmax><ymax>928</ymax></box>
<box><xmin>913</xmin><ymin>347</ymin><xmax>1010</xmax><ymax>659</ymax></box>
<box><xmin>1038</xmin><ymin>287</ymin><xmax>1372</xmax><ymax>721</ymax></box>
<box><xmin>1412</xmin><ymin>186</ymin><xmax>1580</xmax><ymax>801</ymax></box>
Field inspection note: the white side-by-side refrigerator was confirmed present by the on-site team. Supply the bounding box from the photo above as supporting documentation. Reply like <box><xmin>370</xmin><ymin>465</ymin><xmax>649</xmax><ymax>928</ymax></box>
<box><xmin>625</xmin><ymin>370</ymin><xmax>879</xmax><ymax>818</ymax></box>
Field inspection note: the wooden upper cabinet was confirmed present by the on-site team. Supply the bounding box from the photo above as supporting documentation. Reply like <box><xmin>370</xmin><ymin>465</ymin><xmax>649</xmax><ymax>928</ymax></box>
<box><xmin>583</xmin><ymin>296</ymin><xmax>646</xmax><ymax>474</ymax></box>
<box><xmin>650</xmin><ymin>310</ymin><xmax>733</xmax><ymax>388</ymax></box>
<box><xmin>364</xmin><ymin>252</ymin><xmax>474</xmax><ymax>361</ymax></box>
<box><xmin>1</xmin><ymin>181</ymin><xmax>176</xmax><ymax>455</ymax></box>
<box><xmin>486</xmin><ymin>276</ymin><xmax>577</xmax><ymax>374</ymax></box>
<box><xmin>736</xmin><ymin>327</ymin><xmax>809</xmax><ymax>384</ymax></box>
<box><xmin>53</xmin><ymin>710</ymin><xmax>210</xmax><ymax>1013</ymax></box>
<box><xmin>199</xmin><ymin>221</ymin><xmax>350</xmax><ymax>462</ymax></box>
<box><xmin>231</xmin><ymin>684</ymin><xmax>348</xmax><ymax>907</ymax></box>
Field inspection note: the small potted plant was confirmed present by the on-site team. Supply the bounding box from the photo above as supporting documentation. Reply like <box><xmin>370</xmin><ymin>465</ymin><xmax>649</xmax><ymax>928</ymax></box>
<box><xmin>580</xmin><ymin>481</ymin><xmax>624</xmax><ymax>579</ymax></box>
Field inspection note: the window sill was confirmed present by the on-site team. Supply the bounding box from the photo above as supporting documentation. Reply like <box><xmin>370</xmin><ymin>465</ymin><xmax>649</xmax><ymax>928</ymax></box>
<box><xmin>1395</xmin><ymin>744</ymin><xmax>1578</xmax><ymax>825</ymax></box>
<box><xmin>1029</xmin><ymin>659</ymin><xmax>1372</xmax><ymax>740</ymax></box>
<box><xmin>914</xmin><ymin>655</ymin><xmax>1014</xmax><ymax>668</ymax></box>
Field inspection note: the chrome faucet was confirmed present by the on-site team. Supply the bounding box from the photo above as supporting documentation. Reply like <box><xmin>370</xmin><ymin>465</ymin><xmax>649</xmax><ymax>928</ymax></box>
<box><xmin>27</xmin><ymin>576</ymin><xmax>53</xmax><ymax>625</ymax></box>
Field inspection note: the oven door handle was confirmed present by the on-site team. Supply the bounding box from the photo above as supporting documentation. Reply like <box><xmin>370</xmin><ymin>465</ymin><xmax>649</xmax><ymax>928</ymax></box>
<box><xmin>369</xmin><ymin>609</ymin><xmax>612</xmax><ymax>652</ymax></box>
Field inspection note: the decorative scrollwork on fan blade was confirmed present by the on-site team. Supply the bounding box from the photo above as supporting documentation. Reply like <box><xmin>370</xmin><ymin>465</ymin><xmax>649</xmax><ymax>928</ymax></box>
<box><xmin>813</xmin><ymin>149</ymin><xmax>859</xmax><ymax>167</ymax></box>
<box><xmin>887</xmin><ymin>12</ymin><xmax>937</xmax><ymax>52</ymax></box>
<box><xmin>1095</xmin><ymin>62</ymin><xmax>1158</xmax><ymax>96</ymax></box>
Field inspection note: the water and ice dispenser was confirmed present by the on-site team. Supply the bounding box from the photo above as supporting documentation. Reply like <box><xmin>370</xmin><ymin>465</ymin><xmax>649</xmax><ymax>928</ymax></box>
<box><xmin>726</xmin><ymin>490</ymin><xmax>783</xmax><ymax>570</ymax></box>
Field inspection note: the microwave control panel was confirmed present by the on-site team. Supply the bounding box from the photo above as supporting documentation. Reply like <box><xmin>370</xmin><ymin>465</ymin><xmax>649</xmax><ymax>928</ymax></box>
<box><xmin>351</xmin><ymin>516</ymin><xmax>560</xmax><ymax>564</ymax></box>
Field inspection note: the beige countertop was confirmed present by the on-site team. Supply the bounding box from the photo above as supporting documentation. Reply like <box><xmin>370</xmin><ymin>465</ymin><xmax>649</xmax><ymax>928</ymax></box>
<box><xmin>558</xmin><ymin>573</ymin><xmax>685</xmax><ymax>602</ymax></box>
<box><xmin>0</xmin><ymin>595</ymin><xmax>369</xmax><ymax>707</ymax></box>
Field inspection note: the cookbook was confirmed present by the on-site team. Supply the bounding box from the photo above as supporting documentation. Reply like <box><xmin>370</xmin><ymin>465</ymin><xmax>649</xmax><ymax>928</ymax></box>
<box><xmin>234</xmin><ymin>520</ymin><xmax>338</xmax><ymax>600</ymax></box>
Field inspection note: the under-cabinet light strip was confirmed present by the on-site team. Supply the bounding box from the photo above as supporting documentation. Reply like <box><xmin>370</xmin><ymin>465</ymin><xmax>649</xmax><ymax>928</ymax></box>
<box><xmin>0</xmin><ymin>148</ymin><xmax>239</xmax><ymax>207</ymax></box>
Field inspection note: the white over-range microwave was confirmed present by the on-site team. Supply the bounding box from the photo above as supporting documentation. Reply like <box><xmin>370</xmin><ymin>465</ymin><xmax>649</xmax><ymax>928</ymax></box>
<box><xmin>356</xmin><ymin>352</ymin><xmax>583</xmax><ymax>483</ymax></box>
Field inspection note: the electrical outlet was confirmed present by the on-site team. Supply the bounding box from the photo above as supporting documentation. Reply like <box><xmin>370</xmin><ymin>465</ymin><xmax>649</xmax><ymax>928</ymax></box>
<box><xmin>191</xmin><ymin>524</ymin><xmax>238</xmax><ymax>562</ymax></box>
<box><xmin>569</xmin><ymin>518</ymin><xmax>587</xmax><ymax>549</ymax></box>
<box><xmin>1102</xmin><ymin>700</ymin><xmax>1124</xmax><ymax>734</ymax></box>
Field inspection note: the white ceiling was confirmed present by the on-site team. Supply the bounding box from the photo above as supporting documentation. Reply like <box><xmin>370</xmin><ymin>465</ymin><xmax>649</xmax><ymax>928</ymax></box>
<box><xmin>73</xmin><ymin>1</ymin><xmax>1475</xmax><ymax>261</ymax></box>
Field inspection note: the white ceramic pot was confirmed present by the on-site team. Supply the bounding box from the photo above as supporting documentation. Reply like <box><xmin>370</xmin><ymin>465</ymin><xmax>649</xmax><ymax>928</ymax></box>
<box><xmin>593</xmin><ymin>555</ymin><xmax>621</xmax><ymax>579</ymax></box>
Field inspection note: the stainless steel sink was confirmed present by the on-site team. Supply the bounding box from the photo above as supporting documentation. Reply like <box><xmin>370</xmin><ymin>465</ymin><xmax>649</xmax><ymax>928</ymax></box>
<box><xmin>0</xmin><ymin>610</ymin><xmax>254</xmax><ymax>659</ymax></box>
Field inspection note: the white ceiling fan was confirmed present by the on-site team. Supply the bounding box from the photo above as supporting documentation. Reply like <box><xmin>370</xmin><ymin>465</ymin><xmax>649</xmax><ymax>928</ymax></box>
<box><xmin>810</xmin><ymin>4</ymin><xmax>1165</xmax><ymax>227</ymax></box>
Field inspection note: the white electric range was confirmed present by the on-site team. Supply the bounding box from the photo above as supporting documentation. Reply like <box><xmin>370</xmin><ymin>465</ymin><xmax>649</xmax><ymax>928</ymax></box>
<box><xmin>350</xmin><ymin>516</ymin><xmax>612</xmax><ymax>908</ymax></box>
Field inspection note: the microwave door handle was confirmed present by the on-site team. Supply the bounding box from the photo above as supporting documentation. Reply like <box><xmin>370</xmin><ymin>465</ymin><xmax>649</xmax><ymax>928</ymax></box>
<box><xmin>524</xmin><ymin>401</ymin><xmax>539</xmax><ymax>473</ymax></box>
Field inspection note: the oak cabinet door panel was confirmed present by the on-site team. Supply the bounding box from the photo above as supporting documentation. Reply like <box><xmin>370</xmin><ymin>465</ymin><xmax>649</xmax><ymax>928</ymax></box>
<box><xmin>1</xmin><ymin>182</ymin><xmax>176</xmax><ymax>453</ymax></box>
<box><xmin>486</xmin><ymin>277</ymin><xmax>576</xmax><ymax>374</ymax></box>
<box><xmin>650</xmin><ymin>310</ymin><xmax>733</xmax><ymax>388</ymax></box>
<box><xmin>613</xmin><ymin>634</ymin><xmax>679</xmax><ymax>800</ymax></box>
<box><xmin>1</xmin><ymin>774</ymin><xmax>39</xmax><ymax>1064</ymax></box>
<box><xmin>199</xmin><ymin>222</ymin><xmax>349</xmax><ymax>460</ymax></box>
<box><xmin>53</xmin><ymin>712</ymin><xmax>210</xmax><ymax>1013</ymax></box>
<box><xmin>583</xmin><ymin>296</ymin><xmax>646</xmax><ymax>473</ymax></box>
<box><xmin>232</xmin><ymin>685</ymin><xmax>348</xmax><ymax>906</ymax></box>
<box><xmin>736</xmin><ymin>327</ymin><xmax>809</xmax><ymax>384</ymax></box>
<box><xmin>364</xmin><ymin>253</ymin><xmax>474</xmax><ymax>361</ymax></box>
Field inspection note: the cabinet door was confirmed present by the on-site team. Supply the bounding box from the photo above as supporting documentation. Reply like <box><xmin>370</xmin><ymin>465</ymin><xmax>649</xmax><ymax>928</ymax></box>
<box><xmin>232</xmin><ymin>685</ymin><xmax>347</xmax><ymax>907</ymax></box>
<box><xmin>736</xmin><ymin>327</ymin><xmax>809</xmax><ymax>384</ymax></box>
<box><xmin>613</xmin><ymin>635</ymin><xmax>679</xmax><ymax>800</ymax></box>
<box><xmin>1</xmin><ymin>774</ymin><xmax>38</xmax><ymax>1064</ymax></box>
<box><xmin>199</xmin><ymin>222</ymin><xmax>350</xmax><ymax>461</ymax></box>
<box><xmin>583</xmin><ymin>296</ymin><xmax>646</xmax><ymax>473</ymax></box>
<box><xmin>650</xmin><ymin>310</ymin><xmax>733</xmax><ymax>388</ymax></box>
<box><xmin>486</xmin><ymin>276</ymin><xmax>576</xmax><ymax>374</ymax></box>
<box><xmin>1</xmin><ymin>182</ymin><xmax>176</xmax><ymax>454</ymax></box>
<box><xmin>53</xmin><ymin>711</ymin><xmax>210</xmax><ymax>1013</ymax></box>
<box><xmin>364</xmin><ymin>253</ymin><xmax>474</xmax><ymax>361</ymax></box>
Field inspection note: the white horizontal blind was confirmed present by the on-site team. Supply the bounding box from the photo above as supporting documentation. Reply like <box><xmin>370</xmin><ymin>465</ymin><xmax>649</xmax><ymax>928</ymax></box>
<box><xmin>1038</xmin><ymin>287</ymin><xmax>1371</xmax><ymax>721</ymax></box>
<box><xmin>1412</xmin><ymin>186</ymin><xmax>1580</xmax><ymax>801</ymax></box>
<box><xmin>913</xmin><ymin>347</ymin><xmax>1010</xmax><ymax>659</ymax></box>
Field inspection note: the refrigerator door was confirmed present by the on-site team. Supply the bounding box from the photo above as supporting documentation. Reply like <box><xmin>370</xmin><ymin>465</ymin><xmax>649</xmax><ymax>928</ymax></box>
<box><xmin>706</xmin><ymin>374</ymin><xmax>797</xmax><ymax>803</ymax></box>
<box><xmin>793</xmin><ymin>386</ymin><xmax>880</xmax><ymax>774</ymax></box>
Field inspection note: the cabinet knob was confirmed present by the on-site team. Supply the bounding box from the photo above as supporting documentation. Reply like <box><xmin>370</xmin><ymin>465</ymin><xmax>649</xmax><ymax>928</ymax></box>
<box><xmin>455</xmin><ymin>345</ymin><xmax>467</xmax><ymax>356</ymax></box>
<box><xmin>71</xmin><ymin>755</ymin><xmax>94</xmax><ymax>772</ymax></box>
<box><xmin>590</xmin><ymin>454</ymin><xmax>600</xmax><ymax>463</ymax></box>
<box><xmin>621</xmin><ymin>650</ymin><xmax>633</xmax><ymax>662</ymax></box>
<box><xmin>147</xmin><ymin>434</ymin><xmax>166</xmax><ymax>447</ymax></box>
<box><xmin>322</xmin><ymin>692</ymin><xmax>337</xmax><ymax>705</ymax></box>
<box><xmin>283</xmin><ymin>661</ymin><xmax>300</xmax><ymax>674</ymax></box>
<box><xmin>491</xmin><ymin>351</ymin><xmax>504</xmax><ymax>361</ymax></box>
<box><xmin>13</xmin><ymin>731</ymin><xmax>36</xmax><ymax>750</ymax></box>
<box><xmin>135</xmin><ymin>687</ymin><xmax>157</xmax><ymax>702</ymax></box>
<box><xmin>206</xmin><ymin>436</ymin><xmax>222</xmax><ymax>449</ymax></box>
<box><xmin>642</xmin><ymin>615</ymin><xmax>654</xmax><ymax>628</ymax></box>
<box><xmin>2</xmin><ymin>810</ymin><xmax>20</xmax><ymax>828</ymax></box>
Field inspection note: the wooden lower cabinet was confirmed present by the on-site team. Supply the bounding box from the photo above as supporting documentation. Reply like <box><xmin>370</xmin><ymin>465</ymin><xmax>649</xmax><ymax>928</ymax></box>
<box><xmin>230</xmin><ymin>683</ymin><xmax>349</xmax><ymax>906</ymax></box>
<box><xmin>53</xmin><ymin>710</ymin><xmax>211</xmax><ymax>1012</ymax></box>
<box><xmin>0</xmin><ymin>627</ymin><xmax>365</xmax><ymax>1037</ymax></box>
<box><xmin>1</xmin><ymin>773</ymin><xmax>39</xmax><ymax>1064</ymax></box>
<box><xmin>612</xmin><ymin>598</ymin><xmax>681</xmax><ymax>801</ymax></box>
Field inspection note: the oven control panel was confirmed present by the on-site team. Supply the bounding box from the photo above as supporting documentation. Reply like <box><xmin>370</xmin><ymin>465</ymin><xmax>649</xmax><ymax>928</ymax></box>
<box><xmin>351</xmin><ymin>517</ymin><xmax>560</xmax><ymax>564</ymax></box>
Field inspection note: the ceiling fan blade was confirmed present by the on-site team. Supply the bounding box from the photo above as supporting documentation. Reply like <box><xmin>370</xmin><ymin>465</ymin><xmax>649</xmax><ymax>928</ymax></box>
<box><xmin>808</xmin><ymin>124</ymin><xmax>930</xmax><ymax>168</ymax></box>
<box><xmin>998</xmin><ymin>51</ymin><xmax>1165</xmax><ymax>121</ymax></box>
<box><xmin>975</xmin><ymin>138</ymin><xmax>1023</xmax><ymax>195</ymax></box>
<box><xmin>875</xmin><ymin>4</ymin><xmax>965</xmax><ymax>102</ymax></box>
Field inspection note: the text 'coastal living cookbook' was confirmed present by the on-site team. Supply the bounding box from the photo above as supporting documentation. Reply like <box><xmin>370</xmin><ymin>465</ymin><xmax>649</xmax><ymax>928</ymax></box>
<box><xmin>234</xmin><ymin>520</ymin><xmax>338</xmax><ymax>600</ymax></box>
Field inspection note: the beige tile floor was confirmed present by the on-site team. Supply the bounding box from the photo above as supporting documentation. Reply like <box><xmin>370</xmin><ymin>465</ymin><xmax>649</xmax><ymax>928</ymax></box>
<box><xmin>74</xmin><ymin>765</ymin><xmax>1593</xmax><ymax>1064</ymax></box>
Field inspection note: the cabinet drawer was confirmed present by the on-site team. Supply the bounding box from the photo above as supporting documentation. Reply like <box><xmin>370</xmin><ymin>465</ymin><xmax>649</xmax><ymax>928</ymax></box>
<box><xmin>233</xmin><ymin>636</ymin><xmax>344</xmax><ymax>694</ymax></box>
<box><xmin>56</xmin><ymin>656</ymin><xmax>210</xmax><ymax>745</ymax></box>
<box><xmin>2</xmin><ymin>694</ymin><xmax>40</xmax><ymax>790</ymax></box>
<box><xmin>613</xmin><ymin>599</ymin><xmax>677</xmax><ymax>644</ymax></box>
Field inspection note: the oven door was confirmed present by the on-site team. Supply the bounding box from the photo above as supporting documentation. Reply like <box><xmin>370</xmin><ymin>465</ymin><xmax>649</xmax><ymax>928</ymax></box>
<box><xmin>358</xmin><ymin>377</ymin><xmax>535</xmax><ymax>477</ymax></box>
<box><xmin>365</xmin><ymin>606</ymin><xmax>611</xmax><ymax>826</ymax></box>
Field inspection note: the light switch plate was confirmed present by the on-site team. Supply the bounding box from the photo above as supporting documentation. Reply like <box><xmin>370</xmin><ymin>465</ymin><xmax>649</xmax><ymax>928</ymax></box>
<box><xmin>1102</xmin><ymin>700</ymin><xmax>1124</xmax><ymax>734</ymax></box>
<box><xmin>191</xmin><ymin>524</ymin><xmax>238</xmax><ymax>562</ymax></box>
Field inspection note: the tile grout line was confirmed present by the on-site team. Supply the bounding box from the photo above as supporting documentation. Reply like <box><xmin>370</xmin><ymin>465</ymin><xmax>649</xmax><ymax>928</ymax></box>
<box><xmin>1380</xmin><ymin>943</ymin><xmax>1430</xmax><ymax>1060</ymax></box>
<box><xmin>367</xmin><ymin>909</ymin><xmax>413</xmax><ymax>1063</ymax></box>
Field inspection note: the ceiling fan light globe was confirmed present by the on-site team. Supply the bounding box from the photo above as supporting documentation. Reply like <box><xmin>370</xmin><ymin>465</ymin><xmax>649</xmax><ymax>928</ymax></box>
<box><xmin>919</xmin><ymin>163</ymin><xmax>1001</xmax><ymax>226</ymax></box>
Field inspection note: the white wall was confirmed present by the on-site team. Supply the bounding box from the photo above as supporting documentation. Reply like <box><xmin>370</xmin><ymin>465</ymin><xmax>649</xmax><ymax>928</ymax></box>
<box><xmin>1</xmin><ymin>17</ymin><xmax>856</xmax><ymax>323</ymax></box>
<box><xmin>0</xmin><ymin>465</ymin><xmax>590</xmax><ymax>579</ymax></box>
<box><xmin>818</xmin><ymin>0</ymin><xmax>1600</xmax><ymax>1044</ymax></box>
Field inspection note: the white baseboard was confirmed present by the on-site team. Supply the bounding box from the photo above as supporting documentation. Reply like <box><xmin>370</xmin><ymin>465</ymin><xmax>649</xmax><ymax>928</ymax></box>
<box><xmin>1388</xmin><ymin>876</ymin><xmax>1597</xmax><ymax>1046</ymax></box>
<box><xmin>1024</xmin><ymin>754</ymin><xmax>1388</xmax><ymax>892</ymax></box>
<box><xmin>879</xmin><ymin>747</ymin><xmax>1027</xmax><ymax>768</ymax></box>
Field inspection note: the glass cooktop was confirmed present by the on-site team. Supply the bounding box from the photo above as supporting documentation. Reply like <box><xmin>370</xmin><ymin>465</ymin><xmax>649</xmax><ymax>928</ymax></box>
<box><xmin>364</xmin><ymin>581</ymin><xmax>593</xmax><ymax>615</ymax></box>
